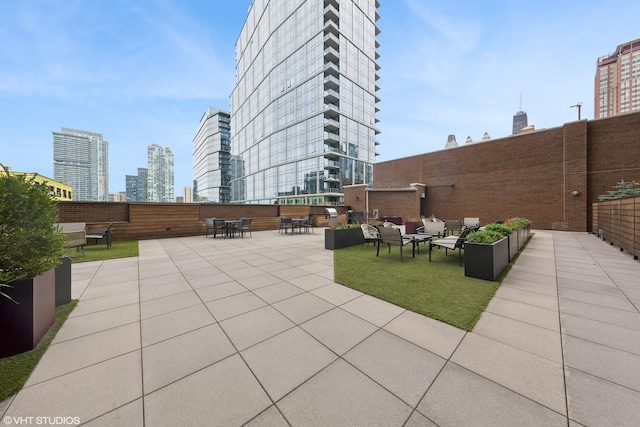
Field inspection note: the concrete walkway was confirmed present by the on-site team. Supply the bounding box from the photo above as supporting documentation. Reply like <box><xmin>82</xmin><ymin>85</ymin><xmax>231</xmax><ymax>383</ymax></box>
<box><xmin>1</xmin><ymin>230</ymin><xmax>639</xmax><ymax>426</ymax></box>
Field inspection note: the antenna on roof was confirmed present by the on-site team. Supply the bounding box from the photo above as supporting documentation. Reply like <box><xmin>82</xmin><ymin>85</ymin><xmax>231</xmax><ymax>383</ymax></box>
<box><xmin>519</xmin><ymin>92</ymin><xmax>523</xmax><ymax>111</ymax></box>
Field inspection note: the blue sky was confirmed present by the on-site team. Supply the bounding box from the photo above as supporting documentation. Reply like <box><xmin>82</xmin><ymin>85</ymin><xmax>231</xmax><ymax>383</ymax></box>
<box><xmin>2</xmin><ymin>0</ymin><xmax>640</xmax><ymax>193</ymax></box>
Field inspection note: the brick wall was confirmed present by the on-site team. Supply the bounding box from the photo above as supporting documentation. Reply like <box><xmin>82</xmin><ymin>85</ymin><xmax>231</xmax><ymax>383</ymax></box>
<box><xmin>56</xmin><ymin>202</ymin><xmax>351</xmax><ymax>241</ymax></box>
<box><xmin>372</xmin><ymin>111</ymin><xmax>640</xmax><ymax>231</ymax></box>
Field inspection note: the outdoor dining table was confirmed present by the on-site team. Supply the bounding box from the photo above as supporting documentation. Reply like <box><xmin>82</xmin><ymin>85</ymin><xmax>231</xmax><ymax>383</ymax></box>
<box><xmin>403</xmin><ymin>233</ymin><xmax>433</xmax><ymax>257</ymax></box>
<box><xmin>224</xmin><ymin>219</ymin><xmax>241</xmax><ymax>238</ymax></box>
<box><xmin>290</xmin><ymin>218</ymin><xmax>308</xmax><ymax>234</ymax></box>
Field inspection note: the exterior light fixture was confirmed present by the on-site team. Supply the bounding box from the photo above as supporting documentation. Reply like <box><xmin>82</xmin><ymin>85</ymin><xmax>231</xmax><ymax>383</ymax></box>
<box><xmin>571</xmin><ymin>190</ymin><xmax>580</xmax><ymax>196</ymax></box>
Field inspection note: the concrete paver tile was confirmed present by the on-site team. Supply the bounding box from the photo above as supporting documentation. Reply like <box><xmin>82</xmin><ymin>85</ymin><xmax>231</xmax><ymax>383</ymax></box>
<box><xmin>277</xmin><ymin>359</ymin><xmax>412</xmax><ymax>426</ymax></box>
<box><xmin>144</xmin><ymin>354</ymin><xmax>271</xmax><ymax>426</ymax></box>
<box><xmin>141</xmin><ymin>304</ymin><xmax>215</xmax><ymax>347</ymax></box>
<box><xmin>418</xmin><ymin>363</ymin><xmax>566</xmax><ymax>427</ymax></box>
<box><xmin>219</xmin><ymin>306</ymin><xmax>294</xmax><ymax>351</ymax></box>
<box><xmin>383</xmin><ymin>310</ymin><xmax>466</xmax><ymax>359</ymax></box>
<box><xmin>341</xmin><ymin>294</ymin><xmax>405</xmax><ymax>327</ymax></box>
<box><xmin>271</xmin><ymin>292</ymin><xmax>335</xmax><ymax>324</ymax></box>
<box><xmin>344</xmin><ymin>330</ymin><xmax>446</xmax><ymax>407</ymax></box>
<box><xmin>300</xmin><ymin>307</ymin><xmax>377</xmax><ymax>356</ymax></box>
<box><xmin>241</xmin><ymin>327</ymin><xmax>337</xmax><ymax>401</ymax></box>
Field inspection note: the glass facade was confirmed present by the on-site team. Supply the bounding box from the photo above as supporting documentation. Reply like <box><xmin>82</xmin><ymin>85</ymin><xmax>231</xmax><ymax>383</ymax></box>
<box><xmin>192</xmin><ymin>107</ymin><xmax>232</xmax><ymax>203</ymax></box>
<box><xmin>230</xmin><ymin>0</ymin><xmax>380</xmax><ymax>205</ymax></box>
<box><xmin>52</xmin><ymin>127</ymin><xmax>109</xmax><ymax>201</ymax></box>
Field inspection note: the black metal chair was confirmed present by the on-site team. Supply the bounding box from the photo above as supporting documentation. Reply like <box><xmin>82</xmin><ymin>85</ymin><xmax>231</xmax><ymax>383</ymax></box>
<box><xmin>279</xmin><ymin>217</ymin><xmax>295</xmax><ymax>235</ymax></box>
<box><xmin>212</xmin><ymin>219</ymin><xmax>227</xmax><ymax>239</ymax></box>
<box><xmin>376</xmin><ymin>226</ymin><xmax>414</xmax><ymax>261</ymax></box>
<box><xmin>428</xmin><ymin>227</ymin><xmax>472</xmax><ymax>266</ymax></box>
<box><xmin>85</xmin><ymin>223</ymin><xmax>112</xmax><ymax>249</ymax></box>
<box><xmin>238</xmin><ymin>218</ymin><xmax>252</xmax><ymax>238</ymax></box>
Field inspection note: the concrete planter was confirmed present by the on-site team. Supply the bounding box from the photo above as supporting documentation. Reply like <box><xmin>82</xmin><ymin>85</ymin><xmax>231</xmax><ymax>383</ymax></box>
<box><xmin>55</xmin><ymin>256</ymin><xmax>72</xmax><ymax>307</ymax></box>
<box><xmin>0</xmin><ymin>268</ymin><xmax>56</xmax><ymax>358</ymax></box>
<box><xmin>507</xmin><ymin>233</ymin><xmax>518</xmax><ymax>262</ymax></box>
<box><xmin>464</xmin><ymin>236</ymin><xmax>509</xmax><ymax>281</ymax></box>
<box><xmin>325</xmin><ymin>228</ymin><xmax>364</xmax><ymax>250</ymax></box>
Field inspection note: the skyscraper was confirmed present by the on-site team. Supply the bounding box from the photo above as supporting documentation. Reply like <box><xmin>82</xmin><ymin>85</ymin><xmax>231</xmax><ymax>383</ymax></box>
<box><xmin>230</xmin><ymin>0</ymin><xmax>380</xmax><ymax>205</ymax></box>
<box><xmin>147</xmin><ymin>145</ymin><xmax>174</xmax><ymax>202</ymax></box>
<box><xmin>53</xmin><ymin>127</ymin><xmax>109</xmax><ymax>201</ymax></box>
<box><xmin>193</xmin><ymin>107</ymin><xmax>231</xmax><ymax>203</ymax></box>
<box><xmin>595</xmin><ymin>38</ymin><xmax>640</xmax><ymax>118</ymax></box>
<box><xmin>125</xmin><ymin>167</ymin><xmax>148</xmax><ymax>202</ymax></box>
<box><xmin>512</xmin><ymin>94</ymin><xmax>528</xmax><ymax>135</ymax></box>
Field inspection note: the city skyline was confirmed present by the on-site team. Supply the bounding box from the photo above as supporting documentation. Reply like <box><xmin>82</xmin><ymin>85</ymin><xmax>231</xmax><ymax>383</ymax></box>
<box><xmin>2</xmin><ymin>1</ymin><xmax>640</xmax><ymax>192</ymax></box>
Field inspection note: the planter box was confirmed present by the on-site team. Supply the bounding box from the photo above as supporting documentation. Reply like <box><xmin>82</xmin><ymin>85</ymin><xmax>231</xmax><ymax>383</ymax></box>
<box><xmin>0</xmin><ymin>269</ymin><xmax>56</xmax><ymax>358</ymax></box>
<box><xmin>464</xmin><ymin>236</ymin><xmax>509</xmax><ymax>281</ymax></box>
<box><xmin>404</xmin><ymin>222</ymin><xmax>421</xmax><ymax>234</ymax></box>
<box><xmin>55</xmin><ymin>256</ymin><xmax>72</xmax><ymax>307</ymax></box>
<box><xmin>325</xmin><ymin>228</ymin><xmax>364</xmax><ymax>250</ymax></box>
<box><xmin>507</xmin><ymin>233</ymin><xmax>518</xmax><ymax>262</ymax></box>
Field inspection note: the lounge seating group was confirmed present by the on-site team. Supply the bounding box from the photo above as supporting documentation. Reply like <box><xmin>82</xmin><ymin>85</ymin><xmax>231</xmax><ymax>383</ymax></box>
<box><xmin>429</xmin><ymin>226</ymin><xmax>473</xmax><ymax>266</ymax></box>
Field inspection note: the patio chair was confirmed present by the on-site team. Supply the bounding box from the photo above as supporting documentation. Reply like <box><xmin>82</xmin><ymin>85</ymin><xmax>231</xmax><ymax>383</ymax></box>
<box><xmin>205</xmin><ymin>218</ymin><xmax>215</xmax><ymax>237</ymax></box>
<box><xmin>238</xmin><ymin>218</ymin><xmax>252</xmax><ymax>238</ymax></box>
<box><xmin>428</xmin><ymin>227</ymin><xmax>472</xmax><ymax>266</ymax></box>
<box><xmin>416</xmin><ymin>218</ymin><xmax>446</xmax><ymax>237</ymax></box>
<box><xmin>376</xmin><ymin>226</ymin><xmax>414</xmax><ymax>261</ymax></box>
<box><xmin>462</xmin><ymin>217</ymin><xmax>480</xmax><ymax>229</ymax></box>
<box><xmin>212</xmin><ymin>219</ymin><xmax>227</xmax><ymax>239</ymax></box>
<box><xmin>300</xmin><ymin>216</ymin><xmax>314</xmax><ymax>234</ymax></box>
<box><xmin>279</xmin><ymin>217</ymin><xmax>295</xmax><ymax>235</ymax></box>
<box><xmin>444</xmin><ymin>219</ymin><xmax>460</xmax><ymax>235</ymax></box>
<box><xmin>85</xmin><ymin>223</ymin><xmax>113</xmax><ymax>249</ymax></box>
<box><xmin>382</xmin><ymin>221</ymin><xmax>396</xmax><ymax>228</ymax></box>
<box><xmin>360</xmin><ymin>224</ymin><xmax>380</xmax><ymax>247</ymax></box>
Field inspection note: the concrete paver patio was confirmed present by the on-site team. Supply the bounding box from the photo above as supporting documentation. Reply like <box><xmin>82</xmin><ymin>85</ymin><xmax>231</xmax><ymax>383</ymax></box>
<box><xmin>2</xmin><ymin>230</ymin><xmax>639</xmax><ymax>426</ymax></box>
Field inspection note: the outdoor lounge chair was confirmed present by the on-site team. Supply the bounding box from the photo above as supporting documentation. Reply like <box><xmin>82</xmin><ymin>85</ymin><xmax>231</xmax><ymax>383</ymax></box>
<box><xmin>360</xmin><ymin>224</ymin><xmax>380</xmax><ymax>246</ymax></box>
<box><xmin>376</xmin><ymin>226</ymin><xmax>415</xmax><ymax>261</ymax></box>
<box><xmin>85</xmin><ymin>223</ymin><xmax>112</xmax><ymax>249</ymax></box>
<box><xmin>417</xmin><ymin>218</ymin><xmax>446</xmax><ymax>237</ymax></box>
<box><xmin>428</xmin><ymin>227</ymin><xmax>472</xmax><ymax>266</ymax></box>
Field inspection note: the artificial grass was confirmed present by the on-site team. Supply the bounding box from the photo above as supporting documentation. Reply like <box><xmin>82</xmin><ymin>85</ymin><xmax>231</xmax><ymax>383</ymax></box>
<box><xmin>334</xmin><ymin>243</ymin><xmax>501</xmax><ymax>331</ymax></box>
<box><xmin>0</xmin><ymin>300</ymin><xmax>77</xmax><ymax>402</ymax></box>
<box><xmin>63</xmin><ymin>240</ymin><xmax>139</xmax><ymax>263</ymax></box>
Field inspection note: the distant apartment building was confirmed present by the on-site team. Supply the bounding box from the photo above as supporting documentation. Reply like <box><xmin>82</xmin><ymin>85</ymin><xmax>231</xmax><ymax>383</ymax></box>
<box><xmin>183</xmin><ymin>186</ymin><xmax>194</xmax><ymax>203</ymax></box>
<box><xmin>109</xmin><ymin>192</ymin><xmax>127</xmax><ymax>202</ymax></box>
<box><xmin>595</xmin><ymin>38</ymin><xmax>640</xmax><ymax>118</ymax></box>
<box><xmin>147</xmin><ymin>145</ymin><xmax>174</xmax><ymax>202</ymax></box>
<box><xmin>52</xmin><ymin>127</ymin><xmax>108</xmax><ymax>201</ymax></box>
<box><xmin>230</xmin><ymin>0</ymin><xmax>380</xmax><ymax>205</ymax></box>
<box><xmin>1</xmin><ymin>169</ymin><xmax>73</xmax><ymax>201</ymax></box>
<box><xmin>193</xmin><ymin>107</ymin><xmax>231</xmax><ymax>203</ymax></box>
<box><xmin>125</xmin><ymin>167</ymin><xmax>148</xmax><ymax>202</ymax></box>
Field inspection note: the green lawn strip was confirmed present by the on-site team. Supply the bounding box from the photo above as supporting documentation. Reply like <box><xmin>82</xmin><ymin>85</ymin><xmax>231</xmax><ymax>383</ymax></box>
<box><xmin>0</xmin><ymin>300</ymin><xmax>78</xmax><ymax>401</ymax></box>
<box><xmin>334</xmin><ymin>245</ymin><xmax>500</xmax><ymax>331</ymax></box>
<box><xmin>63</xmin><ymin>240</ymin><xmax>139</xmax><ymax>263</ymax></box>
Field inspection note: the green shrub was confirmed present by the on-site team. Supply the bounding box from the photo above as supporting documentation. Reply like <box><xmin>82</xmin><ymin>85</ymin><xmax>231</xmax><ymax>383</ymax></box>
<box><xmin>466</xmin><ymin>230</ymin><xmax>505</xmax><ymax>244</ymax></box>
<box><xmin>506</xmin><ymin>217</ymin><xmax>531</xmax><ymax>229</ymax></box>
<box><xmin>0</xmin><ymin>166</ymin><xmax>66</xmax><ymax>291</ymax></box>
<box><xmin>484</xmin><ymin>223</ymin><xmax>513</xmax><ymax>235</ymax></box>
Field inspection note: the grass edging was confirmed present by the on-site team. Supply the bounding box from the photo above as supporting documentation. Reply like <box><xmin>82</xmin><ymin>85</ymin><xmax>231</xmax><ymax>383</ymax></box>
<box><xmin>0</xmin><ymin>300</ymin><xmax>78</xmax><ymax>402</ymax></box>
<box><xmin>63</xmin><ymin>240</ymin><xmax>139</xmax><ymax>263</ymax></box>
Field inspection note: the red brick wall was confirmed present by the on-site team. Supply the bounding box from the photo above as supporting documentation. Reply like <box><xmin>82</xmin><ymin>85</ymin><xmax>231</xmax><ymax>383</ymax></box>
<box><xmin>373</xmin><ymin>111</ymin><xmax>640</xmax><ymax>231</ymax></box>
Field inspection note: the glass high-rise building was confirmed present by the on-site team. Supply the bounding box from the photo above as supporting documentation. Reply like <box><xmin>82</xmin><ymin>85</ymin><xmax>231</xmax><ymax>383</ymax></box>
<box><xmin>595</xmin><ymin>38</ymin><xmax>640</xmax><ymax>118</ymax></box>
<box><xmin>193</xmin><ymin>107</ymin><xmax>232</xmax><ymax>203</ymax></box>
<box><xmin>52</xmin><ymin>127</ymin><xmax>109</xmax><ymax>201</ymax></box>
<box><xmin>230</xmin><ymin>0</ymin><xmax>380</xmax><ymax>205</ymax></box>
<box><xmin>512</xmin><ymin>110</ymin><xmax>528</xmax><ymax>135</ymax></box>
<box><xmin>147</xmin><ymin>145</ymin><xmax>174</xmax><ymax>202</ymax></box>
<box><xmin>125</xmin><ymin>167</ymin><xmax>148</xmax><ymax>202</ymax></box>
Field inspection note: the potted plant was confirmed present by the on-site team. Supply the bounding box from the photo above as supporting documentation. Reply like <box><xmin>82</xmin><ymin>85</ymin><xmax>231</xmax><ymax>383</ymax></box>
<box><xmin>0</xmin><ymin>167</ymin><xmax>67</xmax><ymax>358</ymax></box>
<box><xmin>505</xmin><ymin>217</ymin><xmax>532</xmax><ymax>249</ymax></box>
<box><xmin>464</xmin><ymin>229</ymin><xmax>509</xmax><ymax>281</ymax></box>
<box><xmin>325</xmin><ymin>223</ymin><xmax>364</xmax><ymax>250</ymax></box>
<box><xmin>484</xmin><ymin>222</ymin><xmax>516</xmax><ymax>262</ymax></box>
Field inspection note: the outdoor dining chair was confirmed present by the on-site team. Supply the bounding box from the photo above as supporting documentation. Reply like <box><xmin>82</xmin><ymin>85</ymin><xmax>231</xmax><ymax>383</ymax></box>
<box><xmin>238</xmin><ymin>218</ymin><xmax>252</xmax><ymax>238</ymax></box>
